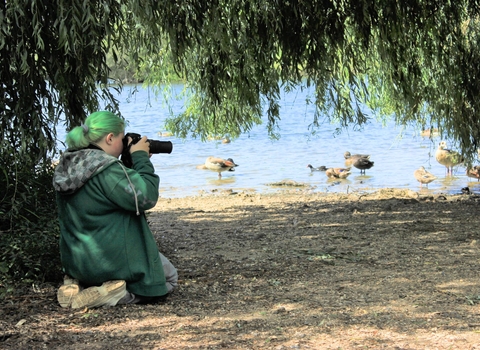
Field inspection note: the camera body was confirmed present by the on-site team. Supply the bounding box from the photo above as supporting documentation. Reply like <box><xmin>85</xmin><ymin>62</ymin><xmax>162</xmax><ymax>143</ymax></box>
<box><xmin>121</xmin><ymin>132</ymin><xmax>173</xmax><ymax>168</ymax></box>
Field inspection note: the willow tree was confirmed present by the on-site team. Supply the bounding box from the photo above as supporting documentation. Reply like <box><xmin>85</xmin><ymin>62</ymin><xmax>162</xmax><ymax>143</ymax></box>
<box><xmin>2</xmin><ymin>1</ymin><xmax>480</xmax><ymax>168</ymax></box>
<box><xmin>147</xmin><ymin>1</ymin><xmax>480</xmax><ymax>158</ymax></box>
<box><xmin>1</xmin><ymin>0</ymin><xmax>480</xmax><ymax>282</ymax></box>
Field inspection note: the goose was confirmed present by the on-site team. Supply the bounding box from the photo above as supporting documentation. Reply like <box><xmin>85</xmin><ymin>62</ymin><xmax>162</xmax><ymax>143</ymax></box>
<box><xmin>325</xmin><ymin>167</ymin><xmax>351</xmax><ymax>179</ymax></box>
<box><xmin>466</xmin><ymin>165</ymin><xmax>480</xmax><ymax>181</ymax></box>
<box><xmin>435</xmin><ymin>141</ymin><xmax>464</xmax><ymax>176</ymax></box>
<box><xmin>414</xmin><ymin>166</ymin><xmax>437</xmax><ymax>188</ymax></box>
<box><xmin>204</xmin><ymin>156</ymin><xmax>239</xmax><ymax>179</ymax></box>
<box><xmin>307</xmin><ymin>164</ymin><xmax>327</xmax><ymax>172</ymax></box>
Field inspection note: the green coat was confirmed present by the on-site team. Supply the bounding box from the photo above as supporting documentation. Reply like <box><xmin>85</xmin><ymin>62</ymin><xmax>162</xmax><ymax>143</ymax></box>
<box><xmin>53</xmin><ymin>146</ymin><xmax>168</xmax><ymax>297</ymax></box>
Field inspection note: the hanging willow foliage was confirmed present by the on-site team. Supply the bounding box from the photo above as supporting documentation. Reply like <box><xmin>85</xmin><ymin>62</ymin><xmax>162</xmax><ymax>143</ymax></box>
<box><xmin>146</xmin><ymin>0</ymin><xmax>480</xmax><ymax>158</ymax></box>
<box><xmin>2</xmin><ymin>1</ymin><xmax>480</xmax><ymax>164</ymax></box>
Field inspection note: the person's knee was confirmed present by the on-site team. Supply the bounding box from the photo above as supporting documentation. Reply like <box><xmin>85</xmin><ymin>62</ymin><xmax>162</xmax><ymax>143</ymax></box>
<box><xmin>159</xmin><ymin>252</ymin><xmax>178</xmax><ymax>291</ymax></box>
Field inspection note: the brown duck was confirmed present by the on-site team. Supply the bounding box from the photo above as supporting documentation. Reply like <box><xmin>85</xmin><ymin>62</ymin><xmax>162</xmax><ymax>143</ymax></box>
<box><xmin>414</xmin><ymin>166</ymin><xmax>437</xmax><ymax>188</ymax></box>
<box><xmin>325</xmin><ymin>167</ymin><xmax>351</xmax><ymax>179</ymax></box>
<box><xmin>466</xmin><ymin>165</ymin><xmax>480</xmax><ymax>181</ymax></box>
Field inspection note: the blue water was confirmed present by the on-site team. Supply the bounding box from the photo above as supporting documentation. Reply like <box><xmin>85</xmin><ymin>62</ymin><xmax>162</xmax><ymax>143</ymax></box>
<box><xmin>56</xmin><ymin>84</ymin><xmax>479</xmax><ymax>198</ymax></box>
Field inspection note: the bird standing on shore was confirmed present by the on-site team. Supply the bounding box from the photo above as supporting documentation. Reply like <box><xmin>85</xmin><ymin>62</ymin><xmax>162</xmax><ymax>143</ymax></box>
<box><xmin>414</xmin><ymin>166</ymin><xmax>437</xmax><ymax>188</ymax></box>
<box><xmin>435</xmin><ymin>141</ymin><xmax>463</xmax><ymax>176</ymax></box>
<box><xmin>204</xmin><ymin>156</ymin><xmax>239</xmax><ymax>179</ymax></box>
<box><xmin>344</xmin><ymin>152</ymin><xmax>374</xmax><ymax>174</ymax></box>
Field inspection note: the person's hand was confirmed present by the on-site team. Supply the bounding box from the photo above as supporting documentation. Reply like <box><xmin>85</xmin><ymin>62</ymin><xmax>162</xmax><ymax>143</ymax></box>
<box><xmin>129</xmin><ymin>136</ymin><xmax>150</xmax><ymax>154</ymax></box>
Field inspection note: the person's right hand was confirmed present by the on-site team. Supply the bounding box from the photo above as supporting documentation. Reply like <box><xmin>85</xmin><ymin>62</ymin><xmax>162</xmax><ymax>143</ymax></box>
<box><xmin>129</xmin><ymin>136</ymin><xmax>150</xmax><ymax>154</ymax></box>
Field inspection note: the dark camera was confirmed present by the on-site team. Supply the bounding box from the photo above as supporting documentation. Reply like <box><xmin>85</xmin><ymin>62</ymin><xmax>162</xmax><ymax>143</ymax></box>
<box><xmin>121</xmin><ymin>132</ymin><xmax>173</xmax><ymax>168</ymax></box>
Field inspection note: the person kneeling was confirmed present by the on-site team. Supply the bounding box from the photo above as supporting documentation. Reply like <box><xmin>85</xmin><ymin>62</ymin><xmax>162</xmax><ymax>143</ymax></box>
<box><xmin>53</xmin><ymin>111</ymin><xmax>177</xmax><ymax>308</ymax></box>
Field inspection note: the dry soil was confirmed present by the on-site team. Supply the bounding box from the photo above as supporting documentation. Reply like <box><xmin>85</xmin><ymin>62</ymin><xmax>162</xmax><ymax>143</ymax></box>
<box><xmin>2</xmin><ymin>188</ymin><xmax>480</xmax><ymax>349</ymax></box>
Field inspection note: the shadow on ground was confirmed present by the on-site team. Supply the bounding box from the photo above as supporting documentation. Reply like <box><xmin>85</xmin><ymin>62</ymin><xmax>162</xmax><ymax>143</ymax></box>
<box><xmin>2</xmin><ymin>189</ymin><xmax>480</xmax><ymax>349</ymax></box>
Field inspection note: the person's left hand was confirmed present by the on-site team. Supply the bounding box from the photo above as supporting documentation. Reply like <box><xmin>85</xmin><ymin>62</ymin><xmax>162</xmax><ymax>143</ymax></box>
<box><xmin>129</xmin><ymin>136</ymin><xmax>150</xmax><ymax>154</ymax></box>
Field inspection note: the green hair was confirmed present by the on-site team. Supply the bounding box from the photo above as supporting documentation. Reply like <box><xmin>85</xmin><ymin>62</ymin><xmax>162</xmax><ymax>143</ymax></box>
<box><xmin>65</xmin><ymin>111</ymin><xmax>126</xmax><ymax>150</ymax></box>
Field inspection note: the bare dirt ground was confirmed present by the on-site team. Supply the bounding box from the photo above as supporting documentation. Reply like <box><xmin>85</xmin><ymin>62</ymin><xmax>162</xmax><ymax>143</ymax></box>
<box><xmin>2</xmin><ymin>188</ymin><xmax>480</xmax><ymax>349</ymax></box>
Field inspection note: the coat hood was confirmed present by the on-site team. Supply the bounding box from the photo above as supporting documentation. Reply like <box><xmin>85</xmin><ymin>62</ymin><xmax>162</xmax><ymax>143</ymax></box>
<box><xmin>52</xmin><ymin>148</ymin><xmax>119</xmax><ymax>194</ymax></box>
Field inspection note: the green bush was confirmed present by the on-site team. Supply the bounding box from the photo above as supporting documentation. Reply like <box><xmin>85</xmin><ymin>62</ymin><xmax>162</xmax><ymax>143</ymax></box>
<box><xmin>0</xmin><ymin>150</ymin><xmax>62</xmax><ymax>298</ymax></box>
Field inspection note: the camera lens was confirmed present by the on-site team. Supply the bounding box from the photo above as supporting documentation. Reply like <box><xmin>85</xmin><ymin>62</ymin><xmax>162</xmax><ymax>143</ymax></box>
<box><xmin>148</xmin><ymin>140</ymin><xmax>173</xmax><ymax>154</ymax></box>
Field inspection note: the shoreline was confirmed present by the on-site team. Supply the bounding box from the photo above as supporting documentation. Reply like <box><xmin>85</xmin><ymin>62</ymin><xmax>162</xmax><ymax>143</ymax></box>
<box><xmin>153</xmin><ymin>187</ymin><xmax>471</xmax><ymax>212</ymax></box>
<box><xmin>157</xmin><ymin>186</ymin><xmax>466</xmax><ymax>199</ymax></box>
<box><xmin>157</xmin><ymin>175</ymin><xmax>474</xmax><ymax>200</ymax></box>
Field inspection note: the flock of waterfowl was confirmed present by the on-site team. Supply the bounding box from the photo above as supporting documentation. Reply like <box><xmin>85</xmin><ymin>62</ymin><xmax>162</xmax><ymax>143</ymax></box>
<box><xmin>307</xmin><ymin>151</ymin><xmax>375</xmax><ymax>180</ymax></box>
<box><xmin>307</xmin><ymin>141</ymin><xmax>480</xmax><ymax>189</ymax></box>
<box><xmin>198</xmin><ymin>140</ymin><xmax>480</xmax><ymax>190</ymax></box>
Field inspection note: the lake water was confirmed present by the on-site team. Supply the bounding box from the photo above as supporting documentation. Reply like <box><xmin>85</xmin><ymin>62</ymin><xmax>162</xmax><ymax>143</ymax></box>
<box><xmin>57</xmin><ymin>84</ymin><xmax>479</xmax><ymax>198</ymax></box>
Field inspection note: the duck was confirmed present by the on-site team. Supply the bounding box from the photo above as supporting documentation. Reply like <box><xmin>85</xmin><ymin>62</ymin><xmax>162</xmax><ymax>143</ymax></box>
<box><xmin>344</xmin><ymin>151</ymin><xmax>370</xmax><ymax>165</ymax></box>
<box><xmin>466</xmin><ymin>165</ymin><xmax>480</xmax><ymax>181</ymax></box>
<box><xmin>352</xmin><ymin>157</ymin><xmax>374</xmax><ymax>174</ymax></box>
<box><xmin>204</xmin><ymin>156</ymin><xmax>239</xmax><ymax>179</ymax></box>
<box><xmin>307</xmin><ymin>164</ymin><xmax>327</xmax><ymax>172</ymax></box>
<box><xmin>435</xmin><ymin>141</ymin><xmax>464</xmax><ymax>176</ymax></box>
<box><xmin>414</xmin><ymin>166</ymin><xmax>437</xmax><ymax>188</ymax></box>
<box><xmin>420</xmin><ymin>128</ymin><xmax>440</xmax><ymax>138</ymax></box>
<box><xmin>325</xmin><ymin>167</ymin><xmax>351</xmax><ymax>179</ymax></box>
<box><xmin>344</xmin><ymin>152</ymin><xmax>374</xmax><ymax>174</ymax></box>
